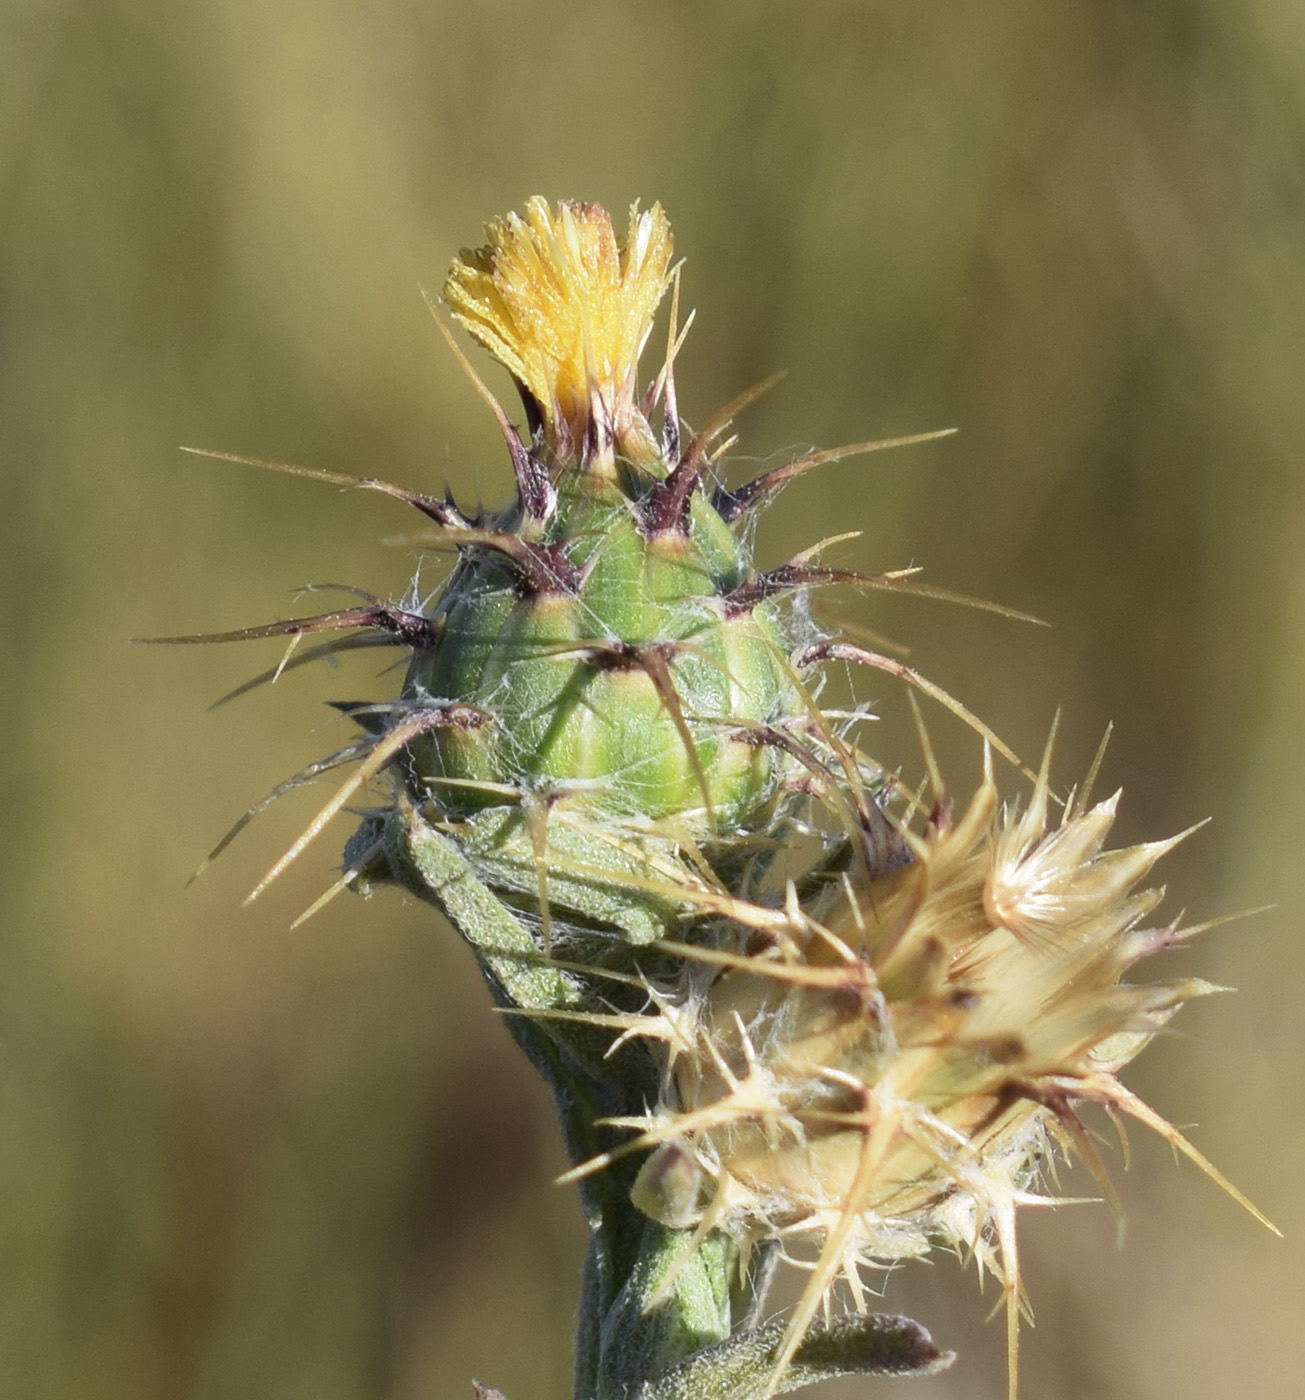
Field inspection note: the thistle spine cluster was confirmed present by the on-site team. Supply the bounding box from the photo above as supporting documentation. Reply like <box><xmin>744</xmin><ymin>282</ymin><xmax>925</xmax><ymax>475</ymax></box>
<box><xmin>161</xmin><ymin>198</ymin><xmax>1273</xmax><ymax>1400</ymax></box>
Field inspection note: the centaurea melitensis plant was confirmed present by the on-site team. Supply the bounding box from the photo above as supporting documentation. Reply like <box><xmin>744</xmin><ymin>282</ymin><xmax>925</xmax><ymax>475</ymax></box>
<box><xmin>154</xmin><ymin>198</ymin><xmax>1274</xmax><ymax>1400</ymax></box>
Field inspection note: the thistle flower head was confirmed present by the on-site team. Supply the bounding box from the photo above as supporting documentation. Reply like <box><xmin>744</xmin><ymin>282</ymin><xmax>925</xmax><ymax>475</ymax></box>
<box><xmin>444</xmin><ymin>196</ymin><xmax>674</xmax><ymax>467</ymax></box>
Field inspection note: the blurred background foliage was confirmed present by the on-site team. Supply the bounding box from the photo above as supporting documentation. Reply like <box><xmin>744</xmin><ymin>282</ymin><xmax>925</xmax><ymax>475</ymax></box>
<box><xmin>2</xmin><ymin>1</ymin><xmax>1303</xmax><ymax>1397</ymax></box>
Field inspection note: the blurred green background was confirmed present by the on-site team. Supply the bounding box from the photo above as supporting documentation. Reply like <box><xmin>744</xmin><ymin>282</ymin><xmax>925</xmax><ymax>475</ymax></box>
<box><xmin>3</xmin><ymin>2</ymin><xmax>1303</xmax><ymax>1397</ymax></box>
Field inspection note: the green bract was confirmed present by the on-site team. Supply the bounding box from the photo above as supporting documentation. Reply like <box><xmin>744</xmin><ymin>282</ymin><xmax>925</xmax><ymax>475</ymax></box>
<box><xmin>403</xmin><ymin>466</ymin><xmax>800</xmax><ymax>832</ymax></box>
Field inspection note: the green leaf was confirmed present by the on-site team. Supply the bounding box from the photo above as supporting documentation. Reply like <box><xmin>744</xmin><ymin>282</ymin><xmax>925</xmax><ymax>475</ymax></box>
<box><xmin>637</xmin><ymin>1314</ymin><xmax>954</xmax><ymax>1400</ymax></box>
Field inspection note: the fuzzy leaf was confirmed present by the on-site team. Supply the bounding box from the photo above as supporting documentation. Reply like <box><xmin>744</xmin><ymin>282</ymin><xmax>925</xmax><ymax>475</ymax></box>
<box><xmin>597</xmin><ymin>1224</ymin><xmax>734</xmax><ymax>1400</ymax></box>
<box><xmin>635</xmin><ymin>1314</ymin><xmax>953</xmax><ymax>1400</ymax></box>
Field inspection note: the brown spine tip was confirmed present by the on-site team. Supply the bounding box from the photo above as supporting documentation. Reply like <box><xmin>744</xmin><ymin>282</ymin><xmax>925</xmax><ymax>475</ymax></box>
<box><xmin>133</xmin><ymin>605</ymin><xmax>442</xmax><ymax>651</ymax></box>
<box><xmin>643</xmin><ymin>370</ymin><xmax>787</xmax><ymax>535</ymax></box>
<box><xmin>177</xmin><ymin>445</ymin><xmax>482</xmax><ymax>533</ymax></box>
<box><xmin>454</xmin><ymin>531</ymin><xmax>580</xmax><ymax>596</ymax></box>
<box><xmin>723</xmin><ymin>564</ymin><xmax>861</xmax><ymax>616</ymax></box>
<box><xmin>715</xmin><ymin>429</ymin><xmax>958</xmax><ymax>523</ymax></box>
<box><xmin>244</xmin><ymin>701</ymin><xmax>493</xmax><ymax>905</ymax></box>
<box><xmin>508</xmin><ymin>435</ymin><xmax>557</xmax><ymax>523</ymax></box>
<box><xmin>329</xmin><ymin>698</ymin><xmax>488</xmax><ymax>736</ymax></box>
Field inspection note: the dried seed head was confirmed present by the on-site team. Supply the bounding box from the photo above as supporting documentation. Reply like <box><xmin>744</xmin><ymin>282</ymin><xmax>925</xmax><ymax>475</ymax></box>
<box><xmin>603</xmin><ymin>746</ymin><xmax>1270</xmax><ymax>1398</ymax></box>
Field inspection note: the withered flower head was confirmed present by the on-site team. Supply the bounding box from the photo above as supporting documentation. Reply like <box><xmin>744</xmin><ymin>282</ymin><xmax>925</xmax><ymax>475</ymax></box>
<box><xmin>579</xmin><ymin>744</ymin><xmax>1274</xmax><ymax>1399</ymax></box>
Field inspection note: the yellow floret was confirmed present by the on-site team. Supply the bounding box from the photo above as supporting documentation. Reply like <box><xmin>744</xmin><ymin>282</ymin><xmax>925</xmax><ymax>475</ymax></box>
<box><xmin>444</xmin><ymin>197</ymin><xmax>674</xmax><ymax>464</ymax></box>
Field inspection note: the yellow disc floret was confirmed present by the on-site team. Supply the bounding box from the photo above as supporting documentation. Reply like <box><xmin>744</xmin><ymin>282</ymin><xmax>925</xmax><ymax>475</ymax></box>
<box><xmin>444</xmin><ymin>197</ymin><xmax>674</xmax><ymax>466</ymax></box>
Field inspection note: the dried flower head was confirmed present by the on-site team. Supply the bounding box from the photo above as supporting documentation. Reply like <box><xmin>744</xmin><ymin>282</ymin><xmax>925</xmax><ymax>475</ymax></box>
<box><xmin>573</xmin><ymin>739</ymin><xmax>1275</xmax><ymax>1398</ymax></box>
